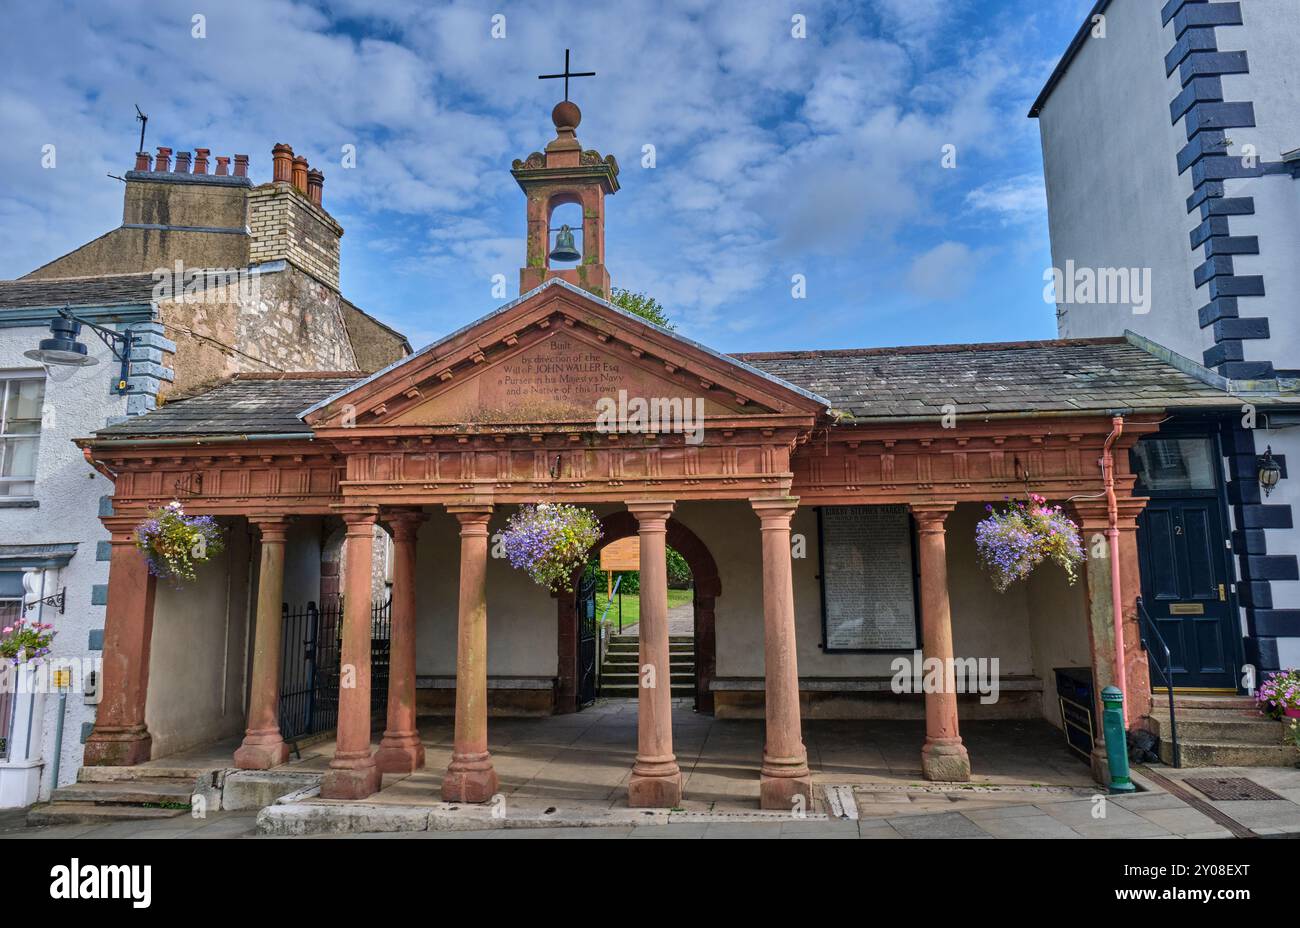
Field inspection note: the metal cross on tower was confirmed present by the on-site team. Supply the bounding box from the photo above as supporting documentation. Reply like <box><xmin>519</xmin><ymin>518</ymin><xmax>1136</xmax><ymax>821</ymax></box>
<box><xmin>538</xmin><ymin>49</ymin><xmax>595</xmax><ymax>102</ymax></box>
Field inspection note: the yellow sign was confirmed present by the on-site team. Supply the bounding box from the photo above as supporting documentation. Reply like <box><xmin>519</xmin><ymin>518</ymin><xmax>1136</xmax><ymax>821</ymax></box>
<box><xmin>1169</xmin><ymin>603</ymin><xmax>1205</xmax><ymax>616</ymax></box>
<box><xmin>600</xmin><ymin>536</ymin><xmax>640</xmax><ymax>572</ymax></box>
<box><xmin>51</xmin><ymin>669</ymin><xmax>72</xmax><ymax>688</ymax></box>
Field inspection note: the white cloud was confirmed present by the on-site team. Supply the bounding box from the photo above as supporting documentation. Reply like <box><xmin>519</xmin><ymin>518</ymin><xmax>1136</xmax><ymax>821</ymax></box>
<box><xmin>964</xmin><ymin>173</ymin><xmax>1047</xmax><ymax>224</ymax></box>
<box><xmin>906</xmin><ymin>241</ymin><xmax>984</xmax><ymax>301</ymax></box>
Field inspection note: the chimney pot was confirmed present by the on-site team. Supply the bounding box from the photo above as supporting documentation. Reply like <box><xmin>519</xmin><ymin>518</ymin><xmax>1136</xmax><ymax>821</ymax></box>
<box><xmin>291</xmin><ymin>155</ymin><xmax>309</xmax><ymax>193</ymax></box>
<box><xmin>272</xmin><ymin>143</ymin><xmax>294</xmax><ymax>183</ymax></box>
<box><xmin>154</xmin><ymin>146</ymin><xmax>172</xmax><ymax>172</ymax></box>
<box><xmin>233</xmin><ymin>154</ymin><xmax>250</xmax><ymax>178</ymax></box>
<box><xmin>133</xmin><ymin>152</ymin><xmax>151</xmax><ymax>171</ymax></box>
<box><xmin>174</xmin><ymin>151</ymin><xmax>191</xmax><ymax>173</ymax></box>
<box><xmin>307</xmin><ymin>168</ymin><xmax>324</xmax><ymax>206</ymax></box>
<box><xmin>193</xmin><ymin>148</ymin><xmax>210</xmax><ymax>174</ymax></box>
<box><xmin>215</xmin><ymin>156</ymin><xmax>230</xmax><ymax>176</ymax></box>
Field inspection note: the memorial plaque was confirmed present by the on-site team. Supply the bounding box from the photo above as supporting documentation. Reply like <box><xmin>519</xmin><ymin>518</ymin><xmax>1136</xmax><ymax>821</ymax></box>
<box><xmin>601</xmin><ymin>536</ymin><xmax>640</xmax><ymax>572</ymax></box>
<box><xmin>819</xmin><ymin>505</ymin><xmax>917</xmax><ymax>651</ymax></box>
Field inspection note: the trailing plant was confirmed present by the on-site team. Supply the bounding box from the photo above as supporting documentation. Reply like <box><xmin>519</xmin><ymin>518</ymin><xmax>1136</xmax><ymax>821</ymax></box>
<box><xmin>502</xmin><ymin>503</ymin><xmax>603</xmax><ymax>592</ymax></box>
<box><xmin>0</xmin><ymin>617</ymin><xmax>56</xmax><ymax>665</ymax></box>
<box><xmin>975</xmin><ymin>494</ymin><xmax>1084</xmax><ymax>593</ymax></box>
<box><xmin>136</xmin><ymin>501</ymin><xmax>225</xmax><ymax>585</ymax></box>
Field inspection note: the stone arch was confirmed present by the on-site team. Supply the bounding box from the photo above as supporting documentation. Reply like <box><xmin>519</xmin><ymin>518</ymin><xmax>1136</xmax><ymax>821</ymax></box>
<box><xmin>556</xmin><ymin>511</ymin><xmax>720</xmax><ymax>714</ymax></box>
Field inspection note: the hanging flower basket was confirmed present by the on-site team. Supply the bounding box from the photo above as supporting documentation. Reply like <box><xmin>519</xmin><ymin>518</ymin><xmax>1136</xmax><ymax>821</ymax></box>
<box><xmin>975</xmin><ymin>494</ymin><xmax>1084</xmax><ymax>593</ymax></box>
<box><xmin>136</xmin><ymin>501</ymin><xmax>225</xmax><ymax>585</ymax></box>
<box><xmin>0</xmin><ymin>617</ymin><xmax>56</xmax><ymax>666</ymax></box>
<box><xmin>501</xmin><ymin>503</ymin><xmax>603</xmax><ymax>593</ymax></box>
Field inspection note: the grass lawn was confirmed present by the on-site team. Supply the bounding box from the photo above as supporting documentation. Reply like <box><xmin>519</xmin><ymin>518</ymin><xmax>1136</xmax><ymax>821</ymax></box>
<box><xmin>595</xmin><ymin>587</ymin><xmax>693</xmax><ymax>630</ymax></box>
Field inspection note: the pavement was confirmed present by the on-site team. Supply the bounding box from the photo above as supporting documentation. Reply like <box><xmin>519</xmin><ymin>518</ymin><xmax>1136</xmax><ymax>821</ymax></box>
<box><xmin>4</xmin><ymin>700</ymin><xmax>1298</xmax><ymax>838</ymax></box>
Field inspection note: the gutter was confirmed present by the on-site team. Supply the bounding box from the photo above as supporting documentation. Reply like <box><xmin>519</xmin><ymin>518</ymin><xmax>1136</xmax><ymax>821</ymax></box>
<box><xmin>81</xmin><ymin>432</ymin><xmax>315</xmax><ymax>448</ymax></box>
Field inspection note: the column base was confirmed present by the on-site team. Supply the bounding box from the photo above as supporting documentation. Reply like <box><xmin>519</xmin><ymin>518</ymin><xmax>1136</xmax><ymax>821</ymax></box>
<box><xmin>921</xmin><ymin>738</ymin><xmax>971</xmax><ymax>782</ymax></box>
<box><xmin>760</xmin><ymin>750</ymin><xmax>812</xmax><ymax>811</ymax></box>
<box><xmin>374</xmin><ymin>732</ymin><xmax>426</xmax><ymax>774</ymax></box>
<box><xmin>233</xmin><ymin>733</ymin><xmax>290</xmax><ymax>771</ymax></box>
<box><xmin>441</xmin><ymin>752</ymin><xmax>498</xmax><ymax>803</ymax></box>
<box><xmin>321</xmin><ymin>757</ymin><xmax>381</xmax><ymax>800</ymax></box>
<box><xmin>628</xmin><ymin>764</ymin><xmax>683</xmax><ymax>808</ymax></box>
<box><xmin>83</xmin><ymin>728</ymin><xmax>152</xmax><ymax>767</ymax></box>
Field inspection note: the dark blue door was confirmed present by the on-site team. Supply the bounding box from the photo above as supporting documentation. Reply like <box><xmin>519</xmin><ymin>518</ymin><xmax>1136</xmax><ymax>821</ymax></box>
<box><xmin>1132</xmin><ymin>434</ymin><xmax>1239</xmax><ymax>690</ymax></box>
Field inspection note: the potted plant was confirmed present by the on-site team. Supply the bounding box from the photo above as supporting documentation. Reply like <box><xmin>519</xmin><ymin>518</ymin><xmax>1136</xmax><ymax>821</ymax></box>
<box><xmin>1257</xmin><ymin>668</ymin><xmax>1300</xmax><ymax>720</ymax></box>
<box><xmin>501</xmin><ymin>503</ymin><xmax>603</xmax><ymax>593</ymax></box>
<box><xmin>975</xmin><ymin>493</ymin><xmax>1085</xmax><ymax>593</ymax></box>
<box><xmin>135</xmin><ymin>500</ymin><xmax>225</xmax><ymax>585</ymax></box>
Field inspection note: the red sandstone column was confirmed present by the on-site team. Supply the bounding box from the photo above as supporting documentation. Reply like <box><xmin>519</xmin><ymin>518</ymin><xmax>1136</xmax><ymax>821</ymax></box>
<box><xmin>321</xmin><ymin>509</ymin><xmax>382</xmax><ymax>800</ymax></box>
<box><xmin>375</xmin><ymin>509</ymin><xmax>427</xmax><ymax>774</ymax></box>
<box><xmin>234</xmin><ymin>517</ymin><xmax>291</xmax><ymax>769</ymax></box>
<box><xmin>752</xmin><ymin>498</ymin><xmax>812</xmax><ymax>809</ymax></box>
<box><xmin>911</xmin><ymin>502</ymin><xmax>971</xmax><ymax>782</ymax></box>
<box><xmin>84</xmin><ymin>518</ymin><xmax>157</xmax><ymax>766</ymax></box>
<box><xmin>626</xmin><ymin>501</ymin><xmax>682</xmax><ymax>808</ymax></box>
<box><xmin>442</xmin><ymin>505</ymin><xmax>499</xmax><ymax>802</ymax></box>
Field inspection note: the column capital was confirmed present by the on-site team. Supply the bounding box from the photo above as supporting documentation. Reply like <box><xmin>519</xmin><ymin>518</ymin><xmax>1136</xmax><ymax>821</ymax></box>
<box><xmin>910</xmin><ymin>501</ymin><xmax>957</xmax><ymax>529</ymax></box>
<box><xmin>250</xmin><ymin>515</ymin><xmax>291</xmax><ymax>542</ymax></box>
<box><xmin>1070</xmin><ymin>496</ymin><xmax>1148</xmax><ymax>532</ymax></box>
<box><xmin>751</xmin><ymin>496</ymin><xmax>799</xmax><ymax>528</ymax></box>
<box><xmin>627</xmin><ymin>500</ymin><xmax>675</xmax><ymax>527</ymax></box>
<box><xmin>447</xmin><ymin>503</ymin><xmax>493</xmax><ymax>530</ymax></box>
<box><xmin>101</xmin><ymin>515</ymin><xmax>145</xmax><ymax>542</ymax></box>
<box><xmin>384</xmin><ymin>508</ymin><xmax>428</xmax><ymax>542</ymax></box>
<box><xmin>339</xmin><ymin>505</ymin><xmax>380</xmax><ymax>529</ymax></box>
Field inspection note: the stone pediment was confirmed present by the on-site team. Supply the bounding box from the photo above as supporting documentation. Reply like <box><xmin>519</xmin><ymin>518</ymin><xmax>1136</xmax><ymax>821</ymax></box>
<box><xmin>303</xmin><ymin>280</ymin><xmax>826</xmax><ymax>433</ymax></box>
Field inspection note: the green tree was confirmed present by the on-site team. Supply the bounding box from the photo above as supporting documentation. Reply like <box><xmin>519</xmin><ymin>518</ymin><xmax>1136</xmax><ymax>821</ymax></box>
<box><xmin>611</xmin><ymin>288</ymin><xmax>674</xmax><ymax>330</ymax></box>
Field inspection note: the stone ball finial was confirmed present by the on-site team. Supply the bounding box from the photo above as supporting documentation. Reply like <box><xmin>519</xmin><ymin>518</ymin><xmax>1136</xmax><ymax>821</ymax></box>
<box><xmin>552</xmin><ymin>100</ymin><xmax>582</xmax><ymax>131</ymax></box>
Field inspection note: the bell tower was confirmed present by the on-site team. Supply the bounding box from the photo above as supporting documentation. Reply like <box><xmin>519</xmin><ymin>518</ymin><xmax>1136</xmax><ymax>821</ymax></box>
<box><xmin>512</xmin><ymin>98</ymin><xmax>619</xmax><ymax>297</ymax></box>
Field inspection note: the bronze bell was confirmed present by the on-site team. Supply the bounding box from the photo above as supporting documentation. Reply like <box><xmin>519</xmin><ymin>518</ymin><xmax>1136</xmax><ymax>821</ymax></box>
<box><xmin>548</xmin><ymin>224</ymin><xmax>581</xmax><ymax>263</ymax></box>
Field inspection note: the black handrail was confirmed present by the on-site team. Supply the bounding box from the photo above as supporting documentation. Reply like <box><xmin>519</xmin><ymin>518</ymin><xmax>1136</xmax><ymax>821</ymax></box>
<box><xmin>1136</xmin><ymin>595</ymin><xmax>1180</xmax><ymax>768</ymax></box>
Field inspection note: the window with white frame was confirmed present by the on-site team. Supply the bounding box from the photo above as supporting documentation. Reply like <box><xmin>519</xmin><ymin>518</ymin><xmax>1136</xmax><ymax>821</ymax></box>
<box><xmin>0</xmin><ymin>374</ymin><xmax>45</xmax><ymax>498</ymax></box>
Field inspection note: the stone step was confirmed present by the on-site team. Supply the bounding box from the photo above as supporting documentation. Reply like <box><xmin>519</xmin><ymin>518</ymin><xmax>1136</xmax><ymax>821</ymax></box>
<box><xmin>600</xmin><ymin>685</ymin><xmax>695</xmax><ymax>698</ymax></box>
<box><xmin>606</xmin><ymin>644</ymin><xmax>694</xmax><ymax>655</ymax></box>
<box><xmin>1159</xmin><ymin>739</ymin><xmax>1300</xmax><ymax>767</ymax></box>
<box><xmin>50</xmin><ymin>778</ymin><xmax>196</xmax><ymax>807</ymax></box>
<box><xmin>1148</xmin><ymin>714</ymin><xmax>1286</xmax><ymax>745</ymax></box>
<box><xmin>1166</xmin><ymin>694</ymin><xmax>1255</xmax><ymax>711</ymax></box>
<box><xmin>603</xmin><ymin>631</ymin><xmax>696</xmax><ymax>639</ymax></box>
<box><xmin>601</xmin><ymin>654</ymin><xmax>694</xmax><ymax>666</ymax></box>
<box><xmin>27</xmin><ymin>802</ymin><xmax>188</xmax><ymax>826</ymax></box>
<box><xmin>77</xmin><ymin>765</ymin><xmax>208</xmax><ymax>783</ymax></box>
<box><xmin>600</xmin><ymin>673</ymin><xmax>695</xmax><ymax>686</ymax></box>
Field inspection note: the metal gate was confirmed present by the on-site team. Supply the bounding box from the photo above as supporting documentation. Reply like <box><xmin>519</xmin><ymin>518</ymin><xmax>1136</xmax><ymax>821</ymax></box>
<box><xmin>278</xmin><ymin>596</ymin><xmax>391</xmax><ymax>741</ymax></box>
<box><xmin>577</xmin><ymin>575</ymin><xmax>598</xmax><ymax>707</ymax></box>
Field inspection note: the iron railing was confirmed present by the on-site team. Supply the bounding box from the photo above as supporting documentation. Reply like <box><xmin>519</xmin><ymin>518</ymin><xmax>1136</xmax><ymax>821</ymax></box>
<box><xmin>278</xmin><ymin>596</ymin><xmax>391</xmax><ymax>743</ymax></box>
<box><xmin>1136</xmin><ymin>595</ymin><xmax>1180</xmax><ymax>768</ymax></box>
<box><xmin>596</xmin><ymin>574</ymin><xmax>624</xmax><ymax>691</ymax></box>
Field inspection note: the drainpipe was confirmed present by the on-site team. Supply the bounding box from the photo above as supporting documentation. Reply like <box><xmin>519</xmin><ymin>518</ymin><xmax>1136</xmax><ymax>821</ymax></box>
<box><xmin>1100</xmin><ymin>416</ymin><xmax>1128</xmax><ymax>727</ymax></box>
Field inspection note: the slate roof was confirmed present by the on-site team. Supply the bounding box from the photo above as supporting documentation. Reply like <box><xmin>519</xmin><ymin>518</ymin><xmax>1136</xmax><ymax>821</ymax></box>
<box><xmin>735</xmin><ymin>337</ymin><xmax>1247</xmax><ymax>420</ymax></box>
<box><xmin>0</xmin><ymin>273</ymin><xmax>160</xmax><ymax>308</ymax></box>
<box><xmin>94</xmin><ymin>374</ymin><xmax>362</xmax><ymax>439</ymax></box>
<box><xmin>91</xmin><ymin>336</ymin><xmax>1253</xmax><ymax>441</ymax></box>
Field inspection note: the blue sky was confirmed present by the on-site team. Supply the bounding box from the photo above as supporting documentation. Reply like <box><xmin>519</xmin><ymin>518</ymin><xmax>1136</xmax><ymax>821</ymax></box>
<box><xmin>0</xmin><ymin>0</ymin><xmax>1095</xmax><ymax>354</ymax></box>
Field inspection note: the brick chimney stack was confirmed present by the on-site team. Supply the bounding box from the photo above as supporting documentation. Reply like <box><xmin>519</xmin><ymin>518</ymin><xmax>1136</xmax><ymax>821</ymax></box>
<box><xmin>215</xmin><ymin>156</ymin><xmax>230</xmax><ymax>176</ymax></box>
<box><xmin>248</xmin><ymin>143</ymin><xmax>342</xmax><ymax>288</ymax></box>
<box><xmin>134</xmin><ymin>152</ymin><xmax>151</xmax><ymax>171</ymax></box>
<box><xmin>233</xmin><ymin>154</ymin><xmax>249</xmax><ymax>178</ymax></box>
<box><xmin>174</xmin><ymin>151</ymin><xmax>191</xmax><ymax>173</ymax></box>
<box><xmin>153</xmin><ymin>147</ymin><xmax>172</xmax><ymax>172</ymax></box>
<box><xmin>193</xmin><ymin>149</ymin><xmax>210</xmax><ymax>174</ymax></box>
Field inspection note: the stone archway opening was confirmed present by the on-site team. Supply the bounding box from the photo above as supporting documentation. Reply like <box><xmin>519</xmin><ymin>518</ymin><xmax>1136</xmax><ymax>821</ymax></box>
<box><xmin>557</xmin><ymin>511</ymin><xmax>720</xmax><ymax>714</ymax></box>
